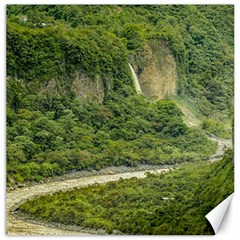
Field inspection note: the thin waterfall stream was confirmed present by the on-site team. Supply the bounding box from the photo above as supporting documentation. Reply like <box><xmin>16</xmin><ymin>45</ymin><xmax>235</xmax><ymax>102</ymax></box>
<box><xmin>129</xmin><ymin>63</ymin><xmax>142</xmax><ymax>94</ymax></box>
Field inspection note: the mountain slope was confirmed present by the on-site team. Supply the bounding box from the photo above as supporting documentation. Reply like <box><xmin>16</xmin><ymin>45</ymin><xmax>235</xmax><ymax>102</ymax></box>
<box><xmin>6</xmin><ymin>5</ymin><xmax>233</xmax><ymax>186</ymax></box>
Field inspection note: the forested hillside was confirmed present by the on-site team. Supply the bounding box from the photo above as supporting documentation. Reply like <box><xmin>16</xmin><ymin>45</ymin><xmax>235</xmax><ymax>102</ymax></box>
<box><xmin>7</xmin><ymin>5</ymin><xmax>234</xmax><ymax>114</ymax></box>
<box><xmin>6</xmin><ymin>5</ymin><xmax>233</xmax><ymax>187</ymax></box>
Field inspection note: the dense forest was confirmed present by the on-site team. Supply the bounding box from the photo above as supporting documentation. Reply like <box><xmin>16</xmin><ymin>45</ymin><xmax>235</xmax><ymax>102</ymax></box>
<box><xmin>6</xmin><ymin>5</ymin><xmax>234</xmax><ymax>235</ymax></box>
<box><xmin>6</xmin><ymin>5</ymin><xmax>233</xmax><ymax>186</ymax></box>
<box><xmin>18</xmin><ymin>149</ymin><xmax>234</xmax><ymax>235</ymax></box>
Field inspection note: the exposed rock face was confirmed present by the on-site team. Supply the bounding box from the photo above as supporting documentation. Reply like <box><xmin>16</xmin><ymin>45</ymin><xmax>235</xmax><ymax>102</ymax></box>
<box><xmin>40</xmin><ymin>79</ymin><xmax>57</xmax><ymax>94</ymax></box>
<box><xmin>72</xmin><ymin>72</ymin><xmax>105</xmax><ymax>103</ymax></box>
<box><xmin>38</xmin><ymin>41</ymin><xmax>176</xmax><ymax>103</ymax></box>
<box><xmin>133</xmin><ymin>41</ymin><xmax>177</xmax><ymax>100</ymax></box>
<box><xmin>38</xmin><ymin>72</ymin><xmax>105</xmax><ymax>103</ymax></box>
<box><xmin>71</xmin><ymin>41</ymin><xmax>177</xmax><ymax>103</ymax></box>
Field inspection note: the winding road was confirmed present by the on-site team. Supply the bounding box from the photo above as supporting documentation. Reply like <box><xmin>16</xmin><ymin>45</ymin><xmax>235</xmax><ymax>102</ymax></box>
<box><xmin>6</xmin><ymin>136</ymin><xmax>232</xmax><ymax>235</ymax></box>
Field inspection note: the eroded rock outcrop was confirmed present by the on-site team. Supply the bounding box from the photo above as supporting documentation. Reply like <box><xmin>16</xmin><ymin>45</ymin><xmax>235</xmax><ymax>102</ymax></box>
<box><xmin>39</xmin><ymin>41</ymin><xmax>177</xmax><ymax>103</ymax></box>
<box><xmin>131</xmin><ymin>41</ymin><xmax>177</xmax><ymax>100</ymax></box>
<box><xmin>72</xmin><ymin>72</ymin><xmax>105</xmax><ymax>103</ymax></box>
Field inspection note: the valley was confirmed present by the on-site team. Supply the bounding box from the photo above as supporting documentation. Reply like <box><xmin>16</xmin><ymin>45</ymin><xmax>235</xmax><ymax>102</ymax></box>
<box><xmin>6</xmin><ymin>5</ymin><xmax>234</xmax><ymax>235</ymax></box>
<box><xmin>7</xmin><ymin>136</ymin><xmax>232</xmax><ymax>235</ymax></box>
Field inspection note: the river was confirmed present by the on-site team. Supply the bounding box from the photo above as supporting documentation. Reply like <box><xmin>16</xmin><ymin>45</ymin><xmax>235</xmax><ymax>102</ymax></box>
<box><xmin>6</xmin><ymin>136</ymin><xmax>232</xmax><ymax>235</ymax></box>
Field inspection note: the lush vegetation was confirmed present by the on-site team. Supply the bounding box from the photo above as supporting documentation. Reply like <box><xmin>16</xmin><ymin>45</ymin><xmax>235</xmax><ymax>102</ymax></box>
<box><xmin>7</xmin><ymin>21</ymin><xmax>131</xmax><ymax>94</ymax></box>
<box><xmin>7</xmin><ymin>5</ymin><xmax>234</xmax><ymax>119</ymax></box>
<box><xmin>6</xmin><ymin>5</ymin><xmax>234</xmax><ymax>235</ymax></box>
<box><xmin>6</xmin><ymin>5</ymin><xmax>234</xmax><ymax>186</ymax></box>
<box><xmin>202</xmin><ymin>118</ymin><xmax>232</xmax><ymax>139</ymax></box>
<box><xmin>19</xmin><ymin>149</ymin><xmax>234</xmax><ymax>235</ymax></box>
<box><xmin>7</xmin><ymin>90</ymin><xmax>216</xmax><ymax>184</ymax></box>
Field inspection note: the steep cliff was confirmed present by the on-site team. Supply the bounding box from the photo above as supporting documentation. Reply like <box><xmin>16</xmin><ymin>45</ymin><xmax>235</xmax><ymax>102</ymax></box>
<box><xmin>130</xmin><ymin>41</ymin><xmax>177</xmax><ymax>101</ymax></box>
<box><xmin>6</xmin><ymin>21</ymin><xmax>131</xmax><ymax>105</ymax></box>
<box><xmin>7</xmin><ymin>5</ymin><xmax>233</xmax><ymax>119</ymax></box>
<box><xmin>72</xmin><ymin>72</ymin><xmax>105</xmax><ymax>103</ymax></box>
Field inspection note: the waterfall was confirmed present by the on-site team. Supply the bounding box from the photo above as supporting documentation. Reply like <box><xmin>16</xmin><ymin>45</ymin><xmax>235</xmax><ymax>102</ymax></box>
<box><xmin>129</xmin><ymin>63</ymin><xmax>142</xmax><ymax>94</ymax></box>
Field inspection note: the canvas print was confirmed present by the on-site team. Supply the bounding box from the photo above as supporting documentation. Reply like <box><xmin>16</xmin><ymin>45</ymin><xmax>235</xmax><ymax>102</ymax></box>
<box><xmin>6</xmin><ymin>5</ymin><xmax>234</xmax><ymax>235</ymax></box>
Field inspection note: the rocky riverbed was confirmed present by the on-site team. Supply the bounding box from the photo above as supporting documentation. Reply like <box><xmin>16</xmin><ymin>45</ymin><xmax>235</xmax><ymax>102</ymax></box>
<box><xmin>6</xmin><ymin>136</ymin><xmax>232</xmax><ymax>235</ymax></box>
